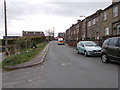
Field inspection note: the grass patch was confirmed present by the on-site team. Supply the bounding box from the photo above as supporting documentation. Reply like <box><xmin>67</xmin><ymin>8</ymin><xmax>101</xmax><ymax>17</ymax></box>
<box><xmin>1</xmin><ymin>42</ymin><xmax>48</xmax><ymax>69</ymax></box>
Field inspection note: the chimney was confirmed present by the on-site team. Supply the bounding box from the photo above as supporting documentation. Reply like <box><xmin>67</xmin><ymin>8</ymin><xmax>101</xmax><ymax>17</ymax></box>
<box><xmin>77</xmin><ymin>20</ymin><xmax>81</xmax><ymax>23</ymax></box>
<box><xmin>112</xmin><ymin>0</ymin><xmax>120</xmax><ymax>3</ymax></box>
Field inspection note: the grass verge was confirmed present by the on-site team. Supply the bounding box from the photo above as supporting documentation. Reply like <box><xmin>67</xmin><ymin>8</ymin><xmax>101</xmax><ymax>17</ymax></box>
<box><xmin>1</xmin><ymin>42</ymin><xmax>48</xmax><ymax>69</ymax></box>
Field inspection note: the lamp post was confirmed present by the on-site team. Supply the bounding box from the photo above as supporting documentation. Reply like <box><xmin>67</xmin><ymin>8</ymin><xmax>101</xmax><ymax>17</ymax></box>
<box><xmin>4</xmin><ymin>0</ymin><xmax>9</xmax><ymax>56</ymax></box>
<box><xmin>80</xmin><ymin>15</ymin><xmax>87</xmax><ymax>41</ymax></box>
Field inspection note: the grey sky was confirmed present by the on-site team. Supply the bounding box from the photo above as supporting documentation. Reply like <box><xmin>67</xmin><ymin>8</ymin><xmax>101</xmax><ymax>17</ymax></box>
<box><xmin>0</xmin><ymin>0</ymin><xmax>112</xmax><ymax>38</ymax></box>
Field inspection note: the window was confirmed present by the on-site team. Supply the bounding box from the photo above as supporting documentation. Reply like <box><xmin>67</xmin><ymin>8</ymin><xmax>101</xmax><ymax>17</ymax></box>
<box><xmin>116</xmin><ymin>38</ymin><xmax>120</xmax><ymax>47</ymax></box>
<box><xmin>104</xmin><ymin>27</ymin><xmax>109</xmax><ymax>36</ymax></box>
<box><xmin>80</xmin><ymin>43</ymin><xmax>84</xmax><ymax>47</ymax></box>
<box><xmin>117</xmin><ymin>25</ymin><xmax>120</xmax><ymax>34</ymax></box>
<box><xmin>103</xmin><ymin>39</ymin><xmax>110</xmax><ymax>45</ymax></box>
<box><xmin>96</xmin><ymin>17</ymin><xmax>99</xmax><ymax>22</ymax></box>
<box><xmin>118</xmin><ymin>39</ymin><xmax>120</xmax><ymax>47</ymax></box>
<box><xmin>113</xmin><ymin>6</ymin><xmax>118</xmax><ymax>17</ymax></box>
<box><xmin>103</xmin><ymin>11</ymin><xmax>107</xmax><ymax>21</ymax></box>
<box><xmin>93</xmin><ymin>18</ymin><xmax>96</xmax><ymax>25</ymax></box>
<box><xmin>88</xmin><ymin>21</ymin><xmax>91</xmax><ymax>27</ymax></box>
<box><xmin>108</xmin><ymin>38</ymin><xmax>118</xmax><ymax>46</ymax></box>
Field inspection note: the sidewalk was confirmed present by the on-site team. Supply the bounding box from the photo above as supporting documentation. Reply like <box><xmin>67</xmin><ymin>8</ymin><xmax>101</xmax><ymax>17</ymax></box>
<box><xmin>4</xmin><ymin>43</ymin><xmax>50</xmax><ymax>71</ymax></box>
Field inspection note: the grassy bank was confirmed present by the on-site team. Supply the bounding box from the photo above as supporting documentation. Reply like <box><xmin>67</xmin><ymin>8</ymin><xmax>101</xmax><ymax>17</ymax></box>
<box><xmin>1</xmin><ymin>42</ymin><xmax>48</xmax><ymax>69</ymax></box>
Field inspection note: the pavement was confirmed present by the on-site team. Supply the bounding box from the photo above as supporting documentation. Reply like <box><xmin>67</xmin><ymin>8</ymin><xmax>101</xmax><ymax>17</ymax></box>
<box><xmin>4</xmin><ymin>43</ymin><xmax>50</xmax><ymax>71</ymax></box>
<box><xmin>0</xmin><ymin>52</ymin><xmax>5</xmax><ymax>63</ymax></box>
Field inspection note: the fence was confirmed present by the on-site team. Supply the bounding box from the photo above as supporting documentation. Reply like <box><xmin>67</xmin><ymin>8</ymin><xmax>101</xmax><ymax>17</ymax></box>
<box><xmin>0</xmin><ymin>37</ymin><xmax>46</xmax><ymax>57</ymax></box>
<box><xmin>66</xmin><ymin>40</ymin><xmax>103</xmax><ymax>47</ymax></box>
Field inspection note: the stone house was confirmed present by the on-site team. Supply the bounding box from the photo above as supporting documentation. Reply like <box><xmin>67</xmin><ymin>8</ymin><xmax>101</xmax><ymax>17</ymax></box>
<box><xmin>22</xmin><ymin>31</ymin><xmax>45</xmax><ymax>37</ymax></box>
<box><xmin>86</xmin><ymin>9</ymin><xmax>102</xmax><ymax>40</ymax></box>
<box><xmin>100</xmin><ymin>1</ymin><xmax>120</xmax><ymax>39</ymax></box>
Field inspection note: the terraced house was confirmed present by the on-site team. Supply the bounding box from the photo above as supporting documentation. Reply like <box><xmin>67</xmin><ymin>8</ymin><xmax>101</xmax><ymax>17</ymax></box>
<box><xmin>86</xmin><ymin>9</ymin><xmax>102</xmax><ymax>40</ymax></box>
<box><xmin>23</xmin><ymin>31</ymin><xmax>45</xmax><ymax>37</ymax></box>
<box><xmin>65</xmin><ymin>1</ymin><xmax>120</xmax><ymax>47</ymax></box>
<box><xmin>65</xmin><ymin>20</ymin><xmax>82</xmax><ymax>46</ymax></box>
<box><xmin>100</xmin><ymin>1</ymin><xmax>120</xmax><ymax>39</ymax></box>
<box><xmin>81</xmin><ymin>19</ymin><xmax>86</xmax><ymax>40</ymax></box>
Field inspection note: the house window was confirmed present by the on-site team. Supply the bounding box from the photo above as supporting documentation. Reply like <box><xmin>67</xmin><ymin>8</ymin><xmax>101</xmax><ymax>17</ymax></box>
<box><xmin>88</xmin><ymin>21</ymin><xmax>91</xmax><ymax>27</ymax></box>
<box><xmin>96</xmin><ymin>17</ymin><xmax>99</xmax><ymax>22</ymax></box>
<box><xmin>113</xmin><ymin>6</ymin><xmax>118</xmax><ymax>17</ymax></box>
<box><xmin>117</xmin><ymin>25</ymin><xmax>120</xmax><ymax>34</ymax></box>
<box><xmin>103</xmin><ymin>11</ymin><xmax>107</xmax><ymax>21</ymax></box>
<box><xmin>93</xmin><ymin>18</ymin><xmax>96</xmax><ymax>25</ymax></box>
<box><xmin>104</xmin><ymin>27</ymin><xmax>109</xmax><ymax>36</ymax></box>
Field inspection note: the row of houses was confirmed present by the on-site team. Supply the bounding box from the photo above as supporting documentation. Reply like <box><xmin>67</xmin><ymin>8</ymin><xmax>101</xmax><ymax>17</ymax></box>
<box><xmin>65</xmin><ymin>1</ymin><xmax>120</xmax><ymax>46</ymax></box>
<box><xmin>3</xmin><ymin>31</ymin><xmax>45</xmax><ymax>39</ymax></box>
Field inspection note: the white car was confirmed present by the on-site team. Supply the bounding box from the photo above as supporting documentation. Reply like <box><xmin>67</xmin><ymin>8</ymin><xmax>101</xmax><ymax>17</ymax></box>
<box><xmin>77</xmin><ymin>41</ymin><xmax>102</xmax><ymax>56</ymax></box>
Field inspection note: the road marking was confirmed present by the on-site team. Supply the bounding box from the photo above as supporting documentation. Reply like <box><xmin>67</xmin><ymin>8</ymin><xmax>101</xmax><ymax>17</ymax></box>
<box><xmin>61</xmin><ymin>63</ymin><xmax>71</xmax><ymax>66</ymax></box>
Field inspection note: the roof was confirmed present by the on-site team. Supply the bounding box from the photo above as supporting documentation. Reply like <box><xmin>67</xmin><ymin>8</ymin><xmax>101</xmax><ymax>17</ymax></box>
<box><xmin>103</xmin><ymin>1</ymin><xmax>120</xmax><ymax>11</ymax></box>
<box><xmin>23</xmin><ymin>31</ymin><xmax>43</xmax><ymax>32</ymax></box>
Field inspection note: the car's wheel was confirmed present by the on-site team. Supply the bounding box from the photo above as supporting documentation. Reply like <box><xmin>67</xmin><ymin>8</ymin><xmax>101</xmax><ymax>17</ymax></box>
<box><xmin>101</xmin><ymin>53</ymin><xmax>109</xmax><ymax>63</ymax></box>
<box><xmin>84</xmin><ymin>51</ymin><xmax>88</xmax><ymax>57</ymax></box>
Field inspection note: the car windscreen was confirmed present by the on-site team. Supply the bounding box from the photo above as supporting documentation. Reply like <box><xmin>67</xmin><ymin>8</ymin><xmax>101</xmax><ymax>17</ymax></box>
<box><xmin>84</xmin><ymin>41</ymin><xmax>96</xmax><ymax>46</ymax></box>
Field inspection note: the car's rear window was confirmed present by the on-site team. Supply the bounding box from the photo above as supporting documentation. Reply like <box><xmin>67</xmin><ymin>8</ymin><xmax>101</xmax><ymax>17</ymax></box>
<box><xmin>108</xmin><ymin>38</ymin><xmax>118</xmax><ymax>46</ymax></box>
<box><xmin>103</xmin><ymin>39</ymin><xmax>109</xmax><ymax>45</ymax></box>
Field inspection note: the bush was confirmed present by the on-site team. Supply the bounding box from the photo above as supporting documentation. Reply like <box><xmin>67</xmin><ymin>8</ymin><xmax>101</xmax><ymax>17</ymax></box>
<box><xmin>16</xmin><ymin>38</ymin><xmax>26</xmax><ymax>50</ymax></box>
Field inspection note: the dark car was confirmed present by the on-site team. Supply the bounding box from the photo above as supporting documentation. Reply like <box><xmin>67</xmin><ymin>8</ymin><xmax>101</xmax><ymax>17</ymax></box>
<box><xmin>101</xmin><ymin>37</ymin><xmax>120</xmax><ymax>63</ymax></box>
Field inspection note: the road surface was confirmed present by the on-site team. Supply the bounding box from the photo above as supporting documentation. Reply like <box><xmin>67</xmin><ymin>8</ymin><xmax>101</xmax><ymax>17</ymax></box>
<box><xmin>2</xmin><ymin>41</ymin><xmax>118</xmax><ymax>88</ymax></box>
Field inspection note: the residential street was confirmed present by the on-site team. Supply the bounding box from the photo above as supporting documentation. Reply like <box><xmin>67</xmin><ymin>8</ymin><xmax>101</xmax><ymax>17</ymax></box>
<box><xmin>2</xmin><ymin>41</ymin><xmax>118</xmax><ymax>88</ymax></box>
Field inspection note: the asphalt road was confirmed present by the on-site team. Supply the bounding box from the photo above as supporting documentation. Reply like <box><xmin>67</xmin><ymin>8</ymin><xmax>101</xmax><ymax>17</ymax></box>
<box><xmin>2</xmin><ymin>41</ymin><xmax>119</xmax><ymax>88</ymax></box>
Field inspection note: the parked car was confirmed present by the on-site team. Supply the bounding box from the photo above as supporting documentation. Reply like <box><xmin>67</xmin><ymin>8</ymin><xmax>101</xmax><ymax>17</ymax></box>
<box><xmin>58</xmin><ymin>38</ymin><xmax>65</xmax><ymax>45</ymax></box>
<box><xmin>76</xmin><ymin>41</ymin><xmax>102</xmax><ymax>56</ymax></box>
<box><xmin>101</xmin><ymin>37</ymin><xmax>120</xmax><ymax>63</ymax></box>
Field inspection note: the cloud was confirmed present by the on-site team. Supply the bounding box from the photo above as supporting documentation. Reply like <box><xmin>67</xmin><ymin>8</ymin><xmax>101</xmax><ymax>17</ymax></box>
<box><xmin>1</xmin><ymin>1</ymin><xmax>112</xmax><ymax>22</ymax></box>
<box><xmin>0</xmin><ymin>0</ymin><xmax>112</xmax><ymax>39</ymax></box>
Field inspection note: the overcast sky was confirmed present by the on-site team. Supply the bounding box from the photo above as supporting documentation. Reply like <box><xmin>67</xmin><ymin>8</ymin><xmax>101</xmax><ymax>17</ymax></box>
<box><xmin>0</xmin><ymin>0</ymin><xmax>112</xmax><ymax>39</ymax></box>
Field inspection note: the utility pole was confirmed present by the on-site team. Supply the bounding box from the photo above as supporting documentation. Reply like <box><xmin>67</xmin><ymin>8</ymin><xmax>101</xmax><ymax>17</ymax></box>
<box><xmin>4</xmin><ymin>0</ymin><xmax>9</xmax><ymax>56</ymax></box>
<box><xmin>53</xmin><ymin>27</ymin><xmax>55</xmax><ymax>38</ymax></box>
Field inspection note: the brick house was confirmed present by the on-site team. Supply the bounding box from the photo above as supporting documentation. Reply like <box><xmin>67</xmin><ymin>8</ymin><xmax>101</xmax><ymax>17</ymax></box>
<box><xmin>100</xmin><ymin>1</ymin><xmax>120</xmax><ymax>39</ymax></box>
<box><xmin>65</xmin><ymin>29</ymin><xmax>70</xmax><ymax>42</ymax></box>
<box><xmin>65</xmin><ymin>20</ymin><xmax>82</xmax><ymax>46</ymax></box>
<box><xmin>81</xmin><ymin>19</ymin><xmax>86</xmax><ymax>40</ymax></box>
<box><xmin>86</xmin><ymin>9</ymin><xmax>102</xmax><ymax>40</ymax></box>
<box><xmin>65</xmin><ymin>1</ymin><xmax>120</xmax><ymax>47</ymax></box>
<box><xmin>22</xmin><ymin>31</ymin><xmax>45</xmax><ymax>37</ymax></box>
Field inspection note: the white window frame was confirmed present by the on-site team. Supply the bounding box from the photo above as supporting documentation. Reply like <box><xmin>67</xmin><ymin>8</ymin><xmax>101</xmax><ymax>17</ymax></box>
<box><xmin>88</xmin><ymin>21</ymin><xmax>91</xmax><ymax>27</ymax></box>
<box><xmin>103</xmin><ymin>11</ymin><xmax>107</xmax><ymax>21</ymax></box>
<box><xmin>104</xmin><ymin>27</ymin><xmax>109</xmax><ymax>36</ymax></box>
<box><xmin>93</xmin><ymin>18</ymin><xmax>96</xmax><ymax>25</ymax></box>
<box><xmin>117</xmin><ymin>25</ymin><xmax>120</xmax><ymax>34</ymax></box>
<box><xmin>113</xmin><ymin>6</ymin><xmax>118</xmax><ymax>17</ymax></box>
<box><xmin>96</xmin><ymin>17</ymin><xmax>99</xmax><ymax>22</ymax></box>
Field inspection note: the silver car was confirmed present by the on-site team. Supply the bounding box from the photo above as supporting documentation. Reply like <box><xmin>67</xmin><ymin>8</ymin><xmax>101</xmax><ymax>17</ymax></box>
<box><xmin>77</xmin><ymin>41</ymin><xmax>102</xmax><ymax>56</ymax></box>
